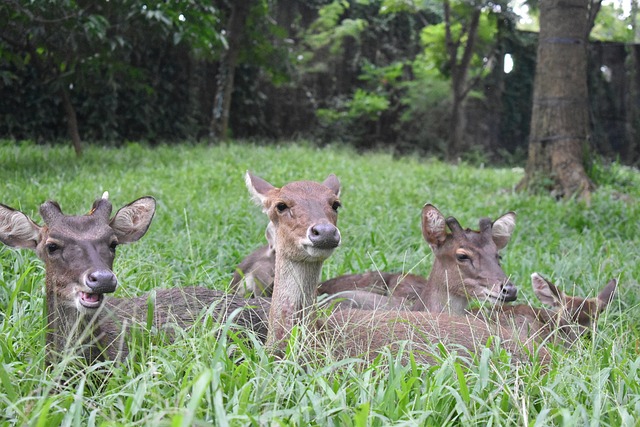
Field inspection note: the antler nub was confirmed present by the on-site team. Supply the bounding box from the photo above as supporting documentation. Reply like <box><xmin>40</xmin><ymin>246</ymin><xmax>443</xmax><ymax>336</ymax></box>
<box><xmin>445</xmin><ymin>217</ymin><xmax>463</xmax><ymax>234</ymax></box>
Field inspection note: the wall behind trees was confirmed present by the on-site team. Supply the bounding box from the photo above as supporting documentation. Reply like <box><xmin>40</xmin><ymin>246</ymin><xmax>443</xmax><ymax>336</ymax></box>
<box><xmin>0</xmin><ymin>1</ymin><xmax>637</xmax><ymax>165</ymax></box>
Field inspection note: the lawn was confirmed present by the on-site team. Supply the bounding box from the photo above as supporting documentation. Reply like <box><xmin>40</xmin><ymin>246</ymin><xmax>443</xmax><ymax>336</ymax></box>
<box><xmin>0</xmin><ymin>140</ymin><xmax>638</xmax><ymax>426</ymax></box>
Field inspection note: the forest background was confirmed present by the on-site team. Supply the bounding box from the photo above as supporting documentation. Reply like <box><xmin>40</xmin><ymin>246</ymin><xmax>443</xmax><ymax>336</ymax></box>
<box><xmin>1</xmin><ymin>0</ymin><xmax>638</xmax><ymax>167</ymax></box>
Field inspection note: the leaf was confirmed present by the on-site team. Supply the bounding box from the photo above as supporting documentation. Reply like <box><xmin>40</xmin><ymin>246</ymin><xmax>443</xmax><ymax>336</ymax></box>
<box><xmin>453</xmin><ymin>362</ymin><xmax>470</xmax><ymax>405</ymax></box>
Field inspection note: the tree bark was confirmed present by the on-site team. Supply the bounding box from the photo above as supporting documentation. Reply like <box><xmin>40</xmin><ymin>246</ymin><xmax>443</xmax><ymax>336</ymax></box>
<box><xmin>625</xmin><ymin>1</ymin><xmax>639</xmax><ymax>162</ymax></box>
<box><xmin>210</xmin><ymin>1</ymin><xmax>252</xmax><ymax>141</ymax></box>
<box><xmin>518</xmin><ymin>0</ymin><xmax>594</xmax><ymax>200</ymax></box>
<box><xmin>444</xmin><ymin>1</ymin><xmax>481</xmax><ymax>160</ymax></box>
<box><xmin>59</xmin><ymin>86</ymin><xmax>82</xmax><ymax>156</ymax></box>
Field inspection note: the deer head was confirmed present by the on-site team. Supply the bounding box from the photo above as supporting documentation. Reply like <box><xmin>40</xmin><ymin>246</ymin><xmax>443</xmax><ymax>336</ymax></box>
<box><xmin>0</xmin><ymin>193</ymin><xmax>156</xmax><ymax>313</ymax></box>
<box><xmin>417</xmin><ymin>204</ymin><xmax>518</xmax><ymax>312</ymax></box>
<box><xmin>532</xmin><ymin>272</ymin><xmax>617</xmax><ymax>333</ymax></box>
<box><xmin>245</xmin><ymin>172</ymin><xmax>342</xmax><ymax>345</ymax></box>
<box><xmin>246</xmin><ymin>172</ymin><xmax>341</xmax><ymax>263</ymax></box>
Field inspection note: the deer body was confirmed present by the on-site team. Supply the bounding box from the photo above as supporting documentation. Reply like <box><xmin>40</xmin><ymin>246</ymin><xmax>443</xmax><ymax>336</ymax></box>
<box><xmin>0</xmin><ymin>195</ymin><xmax>270</xmax><ymax>364</ymax></box>
<box><xmin>246</xmin><ymin>173</ymin><xmax>546</xmax><ymax>364</ymax></box>
<box><xmin>469</xmin><ymin>273</ymin><xmax>617</xmax><ymax>346</ymax></box>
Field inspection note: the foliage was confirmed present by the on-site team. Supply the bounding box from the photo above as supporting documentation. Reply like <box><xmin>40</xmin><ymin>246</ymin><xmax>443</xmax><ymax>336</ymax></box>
<box><xmin>590</xmin><ymin>2</ymin><xmax>633</xmax><ymax>42</ymax></box>
<box><xmin>419</xmin><ymin>2</ymin><xmax>499</xmax><ymax>81</ymax></box>
<box><xmin>0</xmin><ymin>0</ymin><xmax>636</xmax><ymax>165</ymax></box>
<box><xmin>0</xmin><ymin>0</ymin><xmax>288</xmax><ymax>143</ymax></box>
<box><xmin>306</xmin><ymin>1</ymin><xmax>369</xmax><ymax>54</ymax></box>
<box><xmin>0</xmin><ymin>141</ymin><xmax>638</xmax><ymax>425</ymax></box>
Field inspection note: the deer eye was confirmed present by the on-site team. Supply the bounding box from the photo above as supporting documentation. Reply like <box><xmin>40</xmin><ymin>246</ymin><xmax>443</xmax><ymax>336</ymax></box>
<box><xmin>332</xmin><ymin>201</ymin><xmax>341</xmax><ymax>212</ymax></box>
<box><xmin>456</xmin><ymin>252</ymin><xmax>470</xmax><ymax>262</ymax></box>
<box><xmin>276</xmin><ymin>202</ymin><xmax>288</xmax><ymax>213</ymax></box>
<box><xmin>109</xmin><ymin>240</ymin><xmax>118</xmax><ymax>252</ymax></box>
<box><xmin>46</xmin><ymin>243</ymin><xmax>60</xmax><ymax>254</ymax></box>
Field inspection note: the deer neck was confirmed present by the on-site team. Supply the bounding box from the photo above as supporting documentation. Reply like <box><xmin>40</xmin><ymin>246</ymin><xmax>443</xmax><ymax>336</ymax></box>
<box><xmin>45</xmin><ymin>283</ymin><xmax>105</xmax><ymax>364</ymax></box>
<box><xmin>424</xmin><ymin>261</ymin><xmax>468</xmax><ymax>314</ymax></box>
<box><xmin>267</xmin><ymin>253</ymin><xmax>324</xmax><ymax>346</ymax></box>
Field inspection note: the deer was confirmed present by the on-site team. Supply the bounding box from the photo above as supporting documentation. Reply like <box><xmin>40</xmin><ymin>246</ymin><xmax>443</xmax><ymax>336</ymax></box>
<box><xmin>230</xmin><ymin>204</ymin><xmax>518</xmax><ymax>315</ymax></box>
<box><xmin>0</xmin><ymin>193</ymin><xmax>270</xmax><ymax>365</ymax></box>
<box><xmin>245</xmin><ymin>172</ymin><xmax>548</xmax><ymax>365</ymax></box>
<box><xmin>230</xmin><ymin>222</ymin><xmax>276</xmax><ymax>297</ymax></box>
<box><xmin>468</xmin><ymin>273</ymin><xmax>617</xmax><ymax>346</ymax></box>
<box><xmin>320</xmin><ymin>204</ymin><xmax>519</xmax><ymax>314</ymax></box>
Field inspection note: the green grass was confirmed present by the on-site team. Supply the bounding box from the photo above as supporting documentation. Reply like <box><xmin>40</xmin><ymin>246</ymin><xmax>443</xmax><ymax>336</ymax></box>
<box><xmin>0</xmin><ymin>140</ymin><xmax>639</xmax><ymax>426</ymax></box>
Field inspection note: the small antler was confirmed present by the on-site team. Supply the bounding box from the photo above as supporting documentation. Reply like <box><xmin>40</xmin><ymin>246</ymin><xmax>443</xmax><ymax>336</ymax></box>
<box><xmin>478</xmin><ymin>218</ymin><xmax>492</xmax><ymax>233</ymax></box>
<box><xmin>445</xmin><ymin>216</ymin><xmax>463</xmax><ymax>234</ymax></box>
<box><xmin>90</xmin><ymin>197</ymin><xmax>113</xmax><ymax>220</ymax></box>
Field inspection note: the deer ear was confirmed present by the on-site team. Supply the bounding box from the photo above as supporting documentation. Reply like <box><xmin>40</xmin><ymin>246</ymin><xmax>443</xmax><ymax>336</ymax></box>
<box><xmin>0</xmin><ymin>204</ymin><xmax>41</xmax><ymax>249</ymax></box>
<box><xmin>422</xmin><ymin>204</ymin><xmax>446</xmax><ymax>247</ymax></box>
<box><xmin>110</xmin><ymin>197</ymin><xmax>156</xmax><ymax>244</ymax></box>
<box><xmin>532</xmin><ymin>273</ymin><xmax>563</xmax><ymax>307</ymax></box>
<box><xmin>245</xmin><ymin>171</ymin><xmax>275</xmax><ymax>209</ymax></box>
<box><xmin>597</xmin><ymin>278</ymin><xmax>617</xmax><ymax>308</ymax></box>
<box><xmin>322</xmin><ymin>174</ymin><xmax>341</xmax><ymax>197</ymax></box>
<box><xmin>492</xmin><ymin>212</ymin><xmax>516</xmax><ymax>250</ymax></box>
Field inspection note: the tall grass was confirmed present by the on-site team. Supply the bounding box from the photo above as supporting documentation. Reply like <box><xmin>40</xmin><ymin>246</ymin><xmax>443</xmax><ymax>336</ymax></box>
<box><xmin>0</xmin><ymin>140</ymin><xmax>638</xmax><ymax>426</ymax></box>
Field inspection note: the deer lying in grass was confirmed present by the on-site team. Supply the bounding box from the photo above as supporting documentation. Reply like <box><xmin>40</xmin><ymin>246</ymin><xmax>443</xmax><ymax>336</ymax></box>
<box><xmin>230</xmin><ymin>223</ymin><xmax>275</xmax><ymax>297</ymax></box>
<box><xmin>231</xmin><ymin>204</ymin><xmax>518</xmax><ymax>314</ymax></box>
<box><xmin>318</xmin><ymin>204</ymin><xmax>518</xmax><ymax>313</ymax></box>
<box><xmin>0</xmin><ymin>194</ymin><xmax>270</xmax><ymax>364</ymax></box>
<box><xmin>468</xmin><ymin>273</ymin><xmax>617</xmax><ymax>346</ymax></box>
<box><xmin>246</xmin><ymin>173</ymin><xmax>548</xmax><ymax>364</ymax></box>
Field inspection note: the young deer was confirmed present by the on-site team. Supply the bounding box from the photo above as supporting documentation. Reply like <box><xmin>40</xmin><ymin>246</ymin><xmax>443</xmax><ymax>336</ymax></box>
<box><xmin>246</xmin><ymin>173</ymin><xmax>547</xmax><ymax>364</ymax></box>
<box><xmin>0</xmin><ymin>194</ymin><xmax>270</xmax><ymax>364</ymax></box>
<box><xmin>317</xmin><ymin>204</ymin><xmax>518</xmax><ymax>314</ymax></box>
<box><xmin>469</xmin><ymin>273</ymin><xmax>617</xmax><ymax>346</ymax></box>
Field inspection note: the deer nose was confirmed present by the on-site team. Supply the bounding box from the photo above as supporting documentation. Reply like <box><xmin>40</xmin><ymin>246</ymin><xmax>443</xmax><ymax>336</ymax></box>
<box><xmin>308</xmin><ymin>223</ymin><xmax>341</xmax><ymax>249</ymax></box>
<box><xmin>500</xmin><ymin>281</ymin><xmax>518</xmax><ymax>302</ymax></box>
<box><xmin>85</xmin><ymin>270</ymin><xmax>118</xmax><ymax>294</ymax></box>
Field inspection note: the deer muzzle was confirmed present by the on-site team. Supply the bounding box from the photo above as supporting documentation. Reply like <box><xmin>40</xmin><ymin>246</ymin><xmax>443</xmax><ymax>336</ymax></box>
<box><xmin>500</xmin><ymin>281</ymin><xmax>518</xmax><ymax>302</ymax></box>
<box><xmin>79</xmin><ymin>269</ymin><xmax>118</xmax><ymax>309</ymax></box>
<box><xmin>307</xmin><ymin>223</ymin><xmax>341</xmax><ymax>249</ymax></box>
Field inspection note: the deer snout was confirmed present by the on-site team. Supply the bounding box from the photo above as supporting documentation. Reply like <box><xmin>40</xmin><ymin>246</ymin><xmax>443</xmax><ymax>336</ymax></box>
<box><xmin>308</xmin><ymin>223</ymin><xmax>341</xmax><ymax>249</ymax></box>
<box><xmin>500</xmin><ymin>281</ymin><xmax>518</xmax><ymax>302</ymax></box>
<box><xmin>85</xmin><ymin>270</ymin><xmax>118</xmax><ymax>294</ymax></box>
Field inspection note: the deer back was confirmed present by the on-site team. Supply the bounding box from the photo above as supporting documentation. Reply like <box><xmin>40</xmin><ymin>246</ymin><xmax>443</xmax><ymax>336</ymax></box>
<box><xmin>325</xmin><ymin>309</ymin><xmax>550</xmax><ymax>365</ymax></box>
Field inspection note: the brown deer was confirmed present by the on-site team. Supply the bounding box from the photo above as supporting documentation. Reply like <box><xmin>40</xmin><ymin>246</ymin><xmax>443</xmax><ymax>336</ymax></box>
<box><xmin>317</xmin><ymin>204</ymin><xmax>518</xmax><ymax>314</ymax></box>
<box><xmin>245</xmin><ymin>173</ymin><xmax>548</xmax><ymax>364</ymax></box>
<box><xmin>0</xmin><ymin>194</ymin><xmax>270</xmax><ymax>364</ymax></box>
<box><xmin>468</xmin><ymin>273</ymin><xmax>617</xmax><ymax>346</ymax></box>
<box><xmin>231</xmin><ymin>204</ymin><xmax>518</xmax><ymax>315</ymax></box>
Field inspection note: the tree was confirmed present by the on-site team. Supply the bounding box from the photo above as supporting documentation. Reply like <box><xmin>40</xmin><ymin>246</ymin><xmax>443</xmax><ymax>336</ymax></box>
<box><xmin>419</xmin><ymin>0</ymin><xmax>507</xmax><ymax>160</ymax></box>
<box><xmin>518</xmin><ymin>0</ymin><xmax>598</xmax><ymax>199</ymax></box>
<box><xmin>209</xmin><ymin>1</ymin><xmax>253</xmax><ymax>141</ymax></box>
<box><xmin>0</xmin><ymin>1</ymin><xmax>106</xmax><ymax>155</ymax></box>
<box><xmin>0</xmin><ymin>1</ymin><xmax>223</xmax><ymax>152</ymax></box>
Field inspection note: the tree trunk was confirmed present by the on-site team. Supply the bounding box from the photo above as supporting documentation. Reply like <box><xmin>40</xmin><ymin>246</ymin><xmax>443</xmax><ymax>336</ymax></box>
<box><xmin>59</xmin><ymin>87</ymin><xmax>82</xmax><ymax>157</ymax></box>
<box><xmin>210</xmin><ymin>1</ymin><xmax>252</xmax><ymax>141</ymax></box>
<box><xmin>444</xmin><ymin>2</ymin><xmax>481</xmax><ymax>160</ymax></box>
<box><xmin>625</xmin><ymin>1</ymin><xmax>639</xmax><ymax>163</ymax></box>
<box><xmin>518</xmin><ymin>0</ymin><xmax>594</xmax><ymax>200</ymax></box>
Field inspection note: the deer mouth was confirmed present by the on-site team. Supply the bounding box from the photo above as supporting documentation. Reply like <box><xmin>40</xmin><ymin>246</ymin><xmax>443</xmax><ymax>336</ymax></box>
<box><xmin>483</xmin><ymin>290</ymin><xmax>515</xmax><ymax>304</ymax></box>
<box><xmin>79</xmin><ymin>291</ymin><xmax>104</xmax><ymax>309</ymax></box>
<box><xmin>302</xmin><ymin>244</ymin><xmax>337</xmax><ymax>260</ymax></box>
